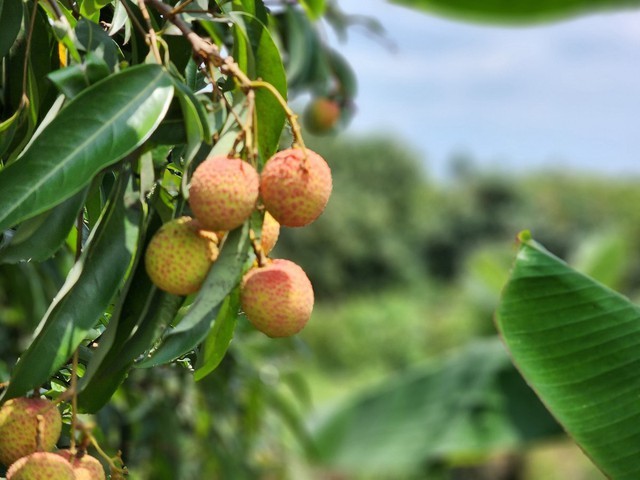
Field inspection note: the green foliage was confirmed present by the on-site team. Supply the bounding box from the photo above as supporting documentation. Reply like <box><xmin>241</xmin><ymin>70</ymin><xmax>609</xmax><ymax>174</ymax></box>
<box><xmin>497</xmin><ymin>233</ymin><xmax>640</xmax><ymax>479</ymax></box>
<box><xmin>312</xmin><ymin>338</ymin><xmax>563</xmax><ymax>477</ymax></box>
<box><xmin>390</xmin><ymin>0</ymin><xmax>640</xmax><ymax>24</ymax></box>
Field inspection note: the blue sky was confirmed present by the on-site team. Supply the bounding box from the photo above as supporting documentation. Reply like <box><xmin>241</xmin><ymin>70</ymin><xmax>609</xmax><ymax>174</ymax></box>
<box><xmin>332</xmin><ymin>1</ymin><xmax>640</xmax><ymax>179</ymax></box>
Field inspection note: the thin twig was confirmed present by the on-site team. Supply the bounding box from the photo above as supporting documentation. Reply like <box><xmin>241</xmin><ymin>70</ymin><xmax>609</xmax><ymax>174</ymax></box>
<box><xmin>22</xmin><ymin>0</ymin><xmax>39</xmax><ymax>100</ymax></box>
<box><xmin>138</xmin><ymin>0</ymin><xmax>162</xmax><ymax>63</ymax></box>
<box><xmin>118</xmin><ymin>0</ymin><xmax>148</xmax><ymax>39</ymax></box>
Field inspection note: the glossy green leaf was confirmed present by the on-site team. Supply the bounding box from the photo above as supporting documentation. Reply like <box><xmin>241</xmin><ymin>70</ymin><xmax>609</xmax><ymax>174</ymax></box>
<box><xmin>229</xmin><ymin>12</ymin><xmax>287</xmax><ymax>161</ymax></box>
<box><xmin>75</xmin><ymin>18</ymin><xmax>124</xmax><ymax>69</ymax></box>
<box><xmin>79</xmin><ymin>0</ymin><xmax>113</xmax><ymax>18</ymax></box>
<box><xmin>0</xmin><ymin>0</ymin><xmax>22</xmax><ymax>60</ymax></box>
<box><xmin>1</xmin><ymin>168</ymin><xmax>142</xmax><ymax>401</ymax></box>
<box><xmin>136</xmin><ymin>223</ymin><xmax>251</xmax><ymax>368</ymax></box>
<box><xmin>0</xmin><ymin>64</ymin><xmax>173</xmax><ymax>232</ymax></box>
<box><xmin>496</xmin><ymin>232</ymin><xmax>640</xmax><ymax>480</ymax></box>
<box><xmin>0</xmin><ymin>188</ymin><xmax>88</xmax><ymax>264</ymax></box>
<box><xmin>194</xmin><ymin>289</ymin><xmax>240</xmax><ymax>381</ymax></box>
<box><xmin>390</xmin><ymin>0</ymin><xmax>640</xmax><ymax>24</ymax></box>
<box><xmin>312</xmin><ymin>338</ymin><xmax>562</xmax><ymax>475</ymax></box>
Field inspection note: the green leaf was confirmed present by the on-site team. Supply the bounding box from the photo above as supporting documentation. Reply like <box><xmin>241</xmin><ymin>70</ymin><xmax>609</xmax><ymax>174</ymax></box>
<box><xmin>496</xmin><ymin>233</ymin><xmax>640</xmax><ymax>479</ymax></box>
<box><xmin>75</xmin><ymin>18</ymin><xmax>124</xmax><ymax>70</ymax></box>
<box><xmin>47</xmin><ymin>54</ymin><xmax>112</xmax><ymax>99</ymax></box>
<box><xmin>0</xmin><ymin>0</ymin><xmax>23</xmax><ymax>60</ymax></box>
<box><xmin>299</xmin><ymin>0</ymin><xmax>326</xmax><ymax>20</ymax></box>
<box><xmin>312</xmin><ymin>338</ymin><xmax>562</xmax><ymax>476</ymax></box>
<box><xmin>1</xmin><ymin>167</ymin><xmax>142</xmax><ymax>401</ymax></box>
<box><xmin>0</xmin><ymin>188</ymin><xmax>88</xmax><ymax>264</ymax></box>
<box><xmin>136</xmin><ymin>223</ymin><xmax>251</xmax><ymax>368</ymax></box>
<box><xmin>79</xmin><ymin>0</ymin><xmax>113</xmax><ymax>18</ymax></box>
<box><xmin>193</xmin><ymin>289</ymin><xmax>240</xmax><ymax>381</ymax></box>
<box><xmin>389</xmin><ymin>0</ymin><xmax>640</xmax><ymax>24</ymax></box>
<box><xmin>229</xmin><ymin>12</ymin><xmax>287</xmax><ymax>161</ymax></box>
<box><xmin>0</xmin><ymin>64</ymin><xmax>173</xmax><ymax>232</ymax></box>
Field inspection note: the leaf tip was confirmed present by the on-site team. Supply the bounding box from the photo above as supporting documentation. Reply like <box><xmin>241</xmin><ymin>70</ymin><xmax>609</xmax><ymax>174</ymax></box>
<box><xmin>517</xmin><ymin>230</ymin><xmax>532</xmax><ymax>244</ymax></box>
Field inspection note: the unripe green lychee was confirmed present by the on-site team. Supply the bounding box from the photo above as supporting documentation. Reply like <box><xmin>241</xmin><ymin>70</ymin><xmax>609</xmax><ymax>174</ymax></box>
<box><xmin>240</xmin><ymin>259</ymin><xmax>314</xmax><ymax>337</ymax></box>
<box><xmin>189</xmin><ymin>156</ymin><xmax>260</xmax><ymax>231</ymax></box>
<box><xmin>0</xmin><ymin>397</ymin><xmax>62</xmax><ymax>467</ymax></box>
<box><xmin>261</xmin><ymin>211</ymin><xmax>280</xmax><ymax>255</ymax></box>
<box><xmin>6</xmin><ymin>452</ymin><xmax>74</xmax><ymax>480</ymax></box>
<box><xmin>144</xmin><ymin>216</ymin><xmax>219</xmax><ymax>296</ymax></box>
<box><xmin>260</xmin><ymin>148</ymin><xmax>332</xmax><ymax>227</ymax></box>
<box><xmin>304</xmin><ymin>97</ymin><xmax>340</xmax><ymax>135</ymax></box>
<box><xmin>56</xmin><ymin>450</ymin><xmax>106</xmax><ymax>480</ymax></box>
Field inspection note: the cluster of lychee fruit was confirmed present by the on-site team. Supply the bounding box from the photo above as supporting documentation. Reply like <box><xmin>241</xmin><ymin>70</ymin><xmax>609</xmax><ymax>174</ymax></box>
<box><xmin>0</xmin><ymin>397</ymin><xmax>106</xmax><ymax>479</ymax></box>
<box><xmin>145</xmin><ymin>146</ymin><xmax>332</xmax><ymax>337</ymax></box>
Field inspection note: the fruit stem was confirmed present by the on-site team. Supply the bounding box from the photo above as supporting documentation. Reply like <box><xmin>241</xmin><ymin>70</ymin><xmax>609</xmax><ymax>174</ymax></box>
<box><xmin>86</xmin><ymin>431</ymin><xmax>128</xmax><ymax>475</ymax></box>
<box><xmin>145</xmin><ymin>0</ymin><xmax>308</xmax><ymax>157</ymax></box>
<box><xmin>249</xmin><ymin>228</ymin><xmax>268</xmax><ymax>267</ymax></box>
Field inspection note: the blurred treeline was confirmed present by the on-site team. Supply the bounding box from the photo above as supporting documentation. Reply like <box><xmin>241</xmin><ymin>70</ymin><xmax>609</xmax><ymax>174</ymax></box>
<box><xmin>3</xmin><ymin>131</ymin><xmax>637</xmax><ymax>478</ymax></box>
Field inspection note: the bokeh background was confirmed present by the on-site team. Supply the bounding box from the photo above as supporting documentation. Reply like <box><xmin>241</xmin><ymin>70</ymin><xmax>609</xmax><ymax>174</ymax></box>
<box><xmin>2</xmin><ymin>1</ymin><xmax>640</xmax><ymax>479</ymax></box>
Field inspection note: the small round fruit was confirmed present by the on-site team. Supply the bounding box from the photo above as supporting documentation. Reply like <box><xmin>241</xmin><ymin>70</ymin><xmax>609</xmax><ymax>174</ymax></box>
<box><xmin>189</xmin><ymin>156</ymin><xmax>260</xmax><ymax>231</ymax></box>
<box><xmin>261</xmin><ymin>212</ymin><xmax>280</xmax><ymax>255</ymax></box>
<box><xmin>57</xmin><ymin>450</ymin><xmax>106</xmax><ymax>480</ymax></box>
<box><xmin>144</xmin><ymin>217</ymin><xmax>219</xmax><ymax>296</ymax></box>
<box><xmin>260</xmin><ymin>148</ymin><xmax>332</xmax><ymax>227</ymax></box>
<box><xmin>304</xmin><ymin>97</ymin><xmax>340</xmax><ymax>134</ymax></box>
<box><xmin>241</xmin><ymin>259</ymin><xmax>314</xmax><ymax>337</ymax></box>
<box><xmin>6</xmin><ymin>452</ymin><xmax>74</xmax><ymax>480</ymax></box>
<box><xmin>0</xmin><ymin>397</ymin><xmax>62</xmax><ymax>467</ymax></box>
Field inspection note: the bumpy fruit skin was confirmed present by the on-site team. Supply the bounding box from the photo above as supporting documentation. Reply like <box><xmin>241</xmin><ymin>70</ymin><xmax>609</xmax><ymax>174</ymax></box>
<box><xmin>144</xmin><ymin>217</ymin><xmax>219</xmax><ymax>296</ymax></box>
<box><xmin>261</xmin><ymin>211</ymin><xmax>280</xmax><ymax>255</ymax></box>
<box><xmin>304</xmin><ymin>97</ymin><xmax>340</xmax><ymax>134</ymax></box>
<box><xmin>57</xmin><ymin>450</ymin><xmax>106</xmax><ymax>480</ymax></box>
<box><xmin>189</xmin><ymin>156</ymin><xmax>259</xmax><ymax>231</ymax></box>
<box><xmin>0</xmin><ymin>397</ymin><xmax>62</xmax><ymax>467</ymax></box>
<box><xmin>6</xmin><ymin>452</ymin><xmax>74</xmax><ymax>480</ymax></box>
<box><xmin>260</xmin><ymin>148</ymin><xmax>332</xmax><ymax>227</ymax></box>
<box><xmin>240</xmin><ymin>259</ymin><xmax>314</xmax><ymax>337</ymax></box>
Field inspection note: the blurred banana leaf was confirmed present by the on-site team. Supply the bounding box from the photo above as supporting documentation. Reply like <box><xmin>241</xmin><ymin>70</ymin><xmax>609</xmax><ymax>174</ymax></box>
<box><xmin>390</xmin><ymin>0</ymin><xmax>640</xmax><ymax>24</ymax></box>
<box><xmin>311</xmin><ymin>337</ymin><xmax>562</xmax><ymax>476</ymax></box>
<box><xmin>496</xmin><ymin>232</ymin><xmax>640</xmax><ymax>479</ymax></box>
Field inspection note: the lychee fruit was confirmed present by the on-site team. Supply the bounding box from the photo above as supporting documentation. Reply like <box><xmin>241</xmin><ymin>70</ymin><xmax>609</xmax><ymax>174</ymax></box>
<box><xmin>0</xmin><ymin>397</ymin><xmax>62</xmax><ymax>467</ymax></box>
<box><xmin>304</xmin><ymin>97</ymin><xmax>340</xmax><ymax>135</ymax></box>
<box><xmin>56</xmin><ymin>450</ymin><xmax>106</xmax><ymax>480</ymax></box>
<box><xmin>189</xmin><ymin>156</ymin><xmax>260</xmax><ymax>231</ymax></box>
<box><xmin>260</xmin><ymin>148</ymin><xmax>332</xmax><ymax>227</ymax></box>
<box><xmin>260</xmin><ymin>211</ymin><xmax>280</xmax><ymax>255</ymax></box>
<box><xmin>240</xmin><ymin>259</ymin><xmax>314</xmax><ymax>337</ymax></box>
<box><xmin>6</xmin><ymin>452</ymin><xmax>74</xmax><ymax>479</ymax></box>
<box><xmin>144</xmin><ymin>216</ymin><xmax>219</xmax><ymax>296</ymax></box>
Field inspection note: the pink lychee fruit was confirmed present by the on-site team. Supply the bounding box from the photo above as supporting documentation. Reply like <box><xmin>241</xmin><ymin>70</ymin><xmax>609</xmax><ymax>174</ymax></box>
<box><xmin>0</xmin><ymin>397</ymin><xmax>62</xmax><ymax>467</ymax></box>
<box><xmin>260</xmin><ymin>211</ymin><xmax>280</xmax><ymax>256</ymax></box>
<box><xmin>6</xmin><ymin>452</ymin><xmax>74</xmax><ymax>479</ymax></box>
<box><xmin>189</xmin><ymin>156</ymin><xmax>260</xmax><ymax>231</ymax></box>
<box><xmin>56</xmin><ymin>450</ymin><xmax>106</xmax><ymax>480</ymax></box>
<box><xmin>144</xmin><ymin>216</ymin><xmax>219</xmax><ymax>296</ymax></box>
<box><xmin>260</xmin><ymin>148</ymin><xmax>332</xmax><ymax>227</ymax></box>
<box><xmin>240</xmin><ymin>259</ymin><xmax>314</xmax><ymax>337</ymax></box>
<box><xmin>304</xmin><ymin>97</ymin><xmax>340</xmax><ymax>135</ymax></box>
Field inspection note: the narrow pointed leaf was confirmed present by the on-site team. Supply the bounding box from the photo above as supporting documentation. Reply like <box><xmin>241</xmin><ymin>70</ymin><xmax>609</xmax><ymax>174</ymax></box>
<box><xmin>0</xmin><ymin>64</ymin><xmax>173</xmax><ymax>232</ymax></box>
<box><xmin>136</xmin><ymin>224</ymin><xmax>251</xmax><ymax>368</ymax></box>
<box><xmin>496</xmin><ymin>232</ymin><xmax>640</xmax><ymax>480</ymax></box>
<box><xmin>0</xmin><ymin>187</ymin><xmax>88</xmax><ymax>264</ymax></box>
<box><xmin>230</xmin><ymin>12</ymin><xmax>287</xmax><ymax>161</ymax></box>
<box><xmin>2</xmin><ymin>168</ymin><xmax>142</xmax><ymax>401</ymax></box>
<box><xmin>194</xmin><ymin>289</ymin><xmax>240</xmax><ymax>381</ymax></box>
